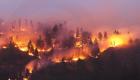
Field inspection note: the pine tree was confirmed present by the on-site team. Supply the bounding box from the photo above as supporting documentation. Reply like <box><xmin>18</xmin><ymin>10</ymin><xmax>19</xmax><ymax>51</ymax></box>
<box><xmin>98</xmin><ymin>32</ymin><xmax>103</xmax><ymax>41</ymax></box>
<box><xmin>104</xmin><ymin>31</ymin><xmax>108</xmax><ymax>39</ymax></box>
<box><xmin>27</xmin><ymin>40</ymin><xmax>34</xmax><ymax>53</ymax></box>
<box><xmin>114</xmin><ymin>30</ymin><xmax>120</xmax><ymax>35</ymax></box>
<box><xmin>92</xmin><ymin>38</ymin><xmax>100</xmax><ymax>57</ymax></box>
<box><xmin>36</xmin><ymin>35</ymin><xmax>44</xmax><ymax>49</ymax></box>
<box><xmin>34</xmin><ymin>48</ymin><xmax>39</xmax><ymax>58</ymax></box>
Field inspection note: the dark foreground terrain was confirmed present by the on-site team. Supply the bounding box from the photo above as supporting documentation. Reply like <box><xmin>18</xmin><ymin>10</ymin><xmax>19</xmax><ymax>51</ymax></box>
<box><xmin>0</xmin><ymin>40</ymin><xmax>140</xmax><ymax>80</ymax></box>
<box><xmin>31</xmin><ymin>40</ymin><xmax>140</xmax><ymax>80</ymax></box>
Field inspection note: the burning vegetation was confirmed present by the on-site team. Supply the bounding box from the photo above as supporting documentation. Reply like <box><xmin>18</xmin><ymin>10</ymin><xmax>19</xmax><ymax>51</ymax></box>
<box><xmin>0</xmin><ymin>20</ymin><xmax>135</xmax><ymax>80</ymax></box>
<box><xmin>0</xmin><ymin>20</ymin><xmax>133</xmax><ymax>64</ymax></box>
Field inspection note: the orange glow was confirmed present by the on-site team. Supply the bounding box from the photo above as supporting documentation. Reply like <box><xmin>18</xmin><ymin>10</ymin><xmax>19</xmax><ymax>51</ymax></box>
<box><xmin>27</xmin><ymin>67</ymin><xmax>33</xmax><ymax>74</ymax></box>
<box><xmin>0</xmin><ymin>22</ymin><xmax>133</xmax><ymax>64</ymax></box>
<box><xmin>28</xmin><ymin>52</ymin><xmax>34</xmax><ymax>56</ymax></box>
<box><xmin>75</xmin><ymin>41</ymin><xmax>82</xmax><ymax>48</ymax></box>
<box><xmin>20</xmin><ymin>28</ymin><xmax>26</xmax><ymax>32</ymax></box>
<box><xmin>72</xmin><ymin>57</ymin><xmax>79</xmax><ymax>61</ymax></box>
<box><xmin>23</xmin><ymin>78</ymin><xmax>29</xmax><ymax>80</ymax></box>
<box><xmin>79</xmin><ymin>55</ymin><xmax>86</xmax><ymax>60</ymax></box>
<box><xmin>2</xmin><ymin>46</ymin><xmax>7</xmax><ymax>49</ymax></box>
<box><xmin>19</xmin><ymin>47</ymin><xmax>28</xmax><ymax>52</ymax></box>
<box><xmin>108</xmin><ymin>34</ymin><xmax>128</xmax><ymax>47</ymax></box>
<box><xmin>26</xmin><ymin>61</ymin><xmax>34</xmax><ymax>74</ymax></box>
<box><xmin>38</xmin><ymin>49</ymin><xmax>44</xmax><ymax>52</ymax></box>
<box><xmin>46</xmin><ymin>47</ymin><xmax>52</xmax><ymax>52</ymax></box>
<box><xmin>51</xmin><ymin>55</ymin><xmax>62</xmax><ymax>63</ymax></box>
<box><xmin>51</xmin><ymin>47</ymin><xmax>90</xmax><ymax>63</ymax></box>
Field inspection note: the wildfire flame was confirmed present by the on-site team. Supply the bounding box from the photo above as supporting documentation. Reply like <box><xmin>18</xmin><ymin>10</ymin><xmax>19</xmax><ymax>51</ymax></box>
<box><xmin>0</xmin><ymin>20</ymin><xmax>134</xmax><ymax>80</ymax></box>
<box><xmin>0</xmin><ymin>23</ymin><xmax>132</xmax><ymax>64</ymax></box>
<box><xmin>108</xmin><ymin>34</ymin><xmax>129</xmax><ymax>47</ymax></box>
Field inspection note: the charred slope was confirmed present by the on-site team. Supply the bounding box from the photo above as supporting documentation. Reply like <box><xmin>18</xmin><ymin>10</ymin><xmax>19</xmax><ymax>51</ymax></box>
<box><xmin>100</xmin><ymin>41</ymin><xmax>140</xmax><ymax>80</ymax></box>
<box><xmin>30</xmin><ymin>41</ymin><xmax>140</xmax><ymax>80</ymax></box>
<box><xmin>0</xmin><ymin>47</ymin><xmax>35</xmax><ymax>80</ymax></box>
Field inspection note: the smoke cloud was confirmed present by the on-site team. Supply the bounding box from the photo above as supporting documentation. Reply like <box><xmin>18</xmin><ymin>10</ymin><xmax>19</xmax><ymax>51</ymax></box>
<box><xmin>0</xmin><ymin>0</ymin><xmax>140</xmax><ymax>36</ymax></box>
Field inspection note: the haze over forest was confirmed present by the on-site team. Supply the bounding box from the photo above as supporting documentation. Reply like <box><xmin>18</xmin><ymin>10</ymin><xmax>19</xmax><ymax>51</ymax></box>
<box><xmin>0</xmin><ymin>0</ymin><xmax>140</xmax><ymax>36</ymax></box>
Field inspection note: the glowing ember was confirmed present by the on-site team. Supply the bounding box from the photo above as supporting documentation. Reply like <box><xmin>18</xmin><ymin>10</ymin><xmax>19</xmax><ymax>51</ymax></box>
<box><xmin>79</xmin><ymin>56</ymin><xmax>86</xmax><ymax>60</ymax></box>
<box><xmin>52</xmin><ymin>57</ymin><xmax>62</xmax><ymax>63</ymax></box>
<box><xmin>46</xmin><ymin>47</ymin><xmax>52</xmax><ymax>52</ymax></box>
<box><xmin>19</xmin><ymin>47</ymin><xmax>28</xmax><ymax>52</ymax></box>
<box><xmin>72</xmin><ymin>57</ymin><xmax>79</xmax><ymax>61</ymax></box>
<box><xmin>75</xmin><ymin>41</ymin><xmax>82</xmax><ymax>48</ymax></box>
<box><xmin>26</xmin><ymin>61</ymin><xmax>35</xmax><ymax>74</ymax></box>
<box><xmin>28</xmin><ymin>52</ymin><xmax>34</xmax><ymax>56</ymax></box>
<box><xmin>2</xmin><ymin>46</ymin><xmax>7</xmax><ymax>49</ymax></box>
<box><xmin>23</xmin><ymin>78</ymin><xmax>29</xmax><ymax>80</ymax></box>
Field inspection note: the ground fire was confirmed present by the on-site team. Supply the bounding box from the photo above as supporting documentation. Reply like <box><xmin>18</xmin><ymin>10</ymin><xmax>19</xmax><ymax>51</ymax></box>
<box><xmin>0</xmin><ymin>20</ymin><xmax>132</xmax><ymax>63</ymax></box>
<box><xmin>0</xmin><ymin>20</ymin><xmax>134</xmax><ymax>80</ymax></box>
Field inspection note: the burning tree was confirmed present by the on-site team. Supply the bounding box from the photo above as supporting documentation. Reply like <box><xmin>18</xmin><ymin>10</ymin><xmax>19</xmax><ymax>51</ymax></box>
<box><xmin>8</xmin><ymin>38</ymin><xmax>15</xmax><ymax>48</ymax></box>
<box><xmin>82</xmin><ymin>31</ymin><xmax>91</xmax><ymax>45</ymax></box>
<box><xmin>98</xmin><ymin>32</ymin><xmax>103</xmax><ymax>41</ymax></box>
<box><xmin>114</xmin><ymin>30</ymin><xmax>120</xmax><ymax>35</ymax></box>
<box><xmin>92</xmin><ymin>38</ymin><xmax>100</xmax><ymax>57</ymax></box>
<box><xmin>104</xmin><ymin>31</ymin><xmax>108</xmax><ymax>39</ymax></box>
<box><xmin>62</xmin><ymin>35</ymin><xmax>75</xmax><ymax>49</ymax></box>
<box><xmin>27</xmin><ymin>40</ymin><xmax>34</xmax><ymax>55</ymax></box>
<box><xmin>36</xmin><ymin>35</ymin><xmax>44</xmax><ymax>50</ymax></box>
<box><xmin>45</xmin><ymin>30</ymin><xmax>53</xmax><ymax>47</ymax></box>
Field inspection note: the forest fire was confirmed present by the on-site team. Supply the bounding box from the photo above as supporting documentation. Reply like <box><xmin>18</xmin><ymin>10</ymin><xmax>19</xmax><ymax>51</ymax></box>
<box><xmin>0</xmin><ymin>21</ymin><xmax>136</xmax><ymax>80</ymax></box>
<box><xmin>51</xmin><ymin>48</ymin><xmax>90</xmax><ymax>63</ymax></box>
<box><xmin>0</xmin><ymin>23</ymin><xmax>132</xmax><ymax>64</ymax></box>
<box><xmin>0</xmin><ymin>0</ymin><xmax>139</xmax><ymax>80</ymax></box>
<box><xmin>0</xmin><ymin>20</ymin><xmax>133</xmax><ymax>74</ymax></box>
<box><xmin>109</xmin><ymin>35</ymin><xmax>126</xmax><ymax>47</ymax></box>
